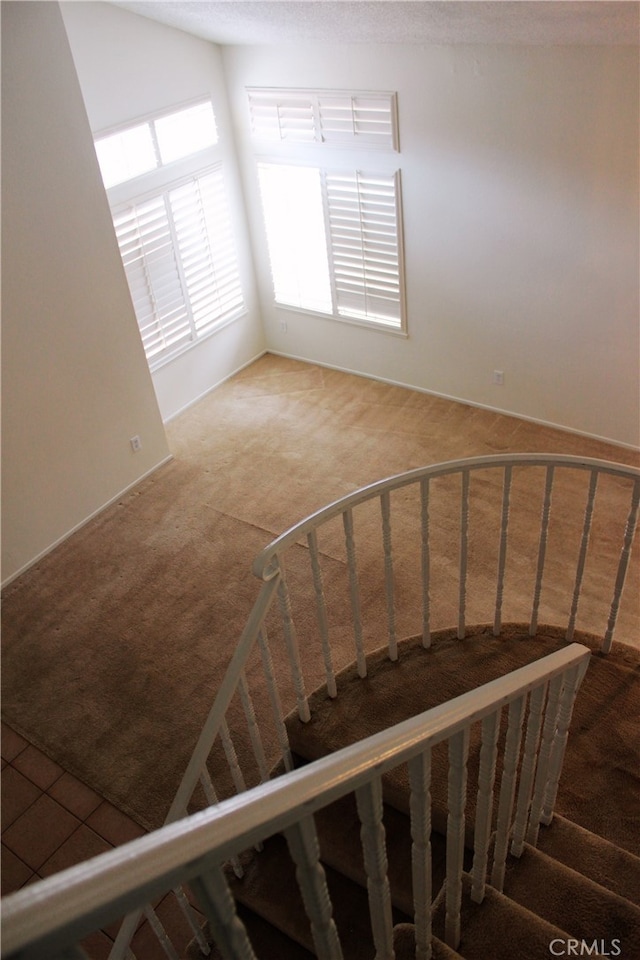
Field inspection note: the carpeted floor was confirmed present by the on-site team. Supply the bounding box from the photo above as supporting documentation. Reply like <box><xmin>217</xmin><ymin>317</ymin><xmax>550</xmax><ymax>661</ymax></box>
<box><xmin>2</xmin><ymin>354</ymin><xmax>638</xmax><ymax>832</ymax></box>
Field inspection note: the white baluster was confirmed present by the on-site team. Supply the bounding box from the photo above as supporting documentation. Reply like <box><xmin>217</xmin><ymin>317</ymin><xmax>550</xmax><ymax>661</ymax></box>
<box><xmin>238</xmin><ymin>671</ymin><xmax>269</xmax><ymax>783</ymax></box>
<box><xmin>200</xmin><ymin>769</ymin><xmax>243</xmax><ymax>878</ymax></box>
<box><xmin>490</xmin><ymin>695</ymin><xmax>525</xmax><ymax>891</ymax></box>
<box><xmin>445</xmin><ymin>728</ymin><xmax>470</xmax><ymax>950</ymax></box>
<box><xmin>355</xmin><ymin>778</ymin><xmax>395</xmax><ymax>960</ymax></box>
<box><xmin>380</xmin><ymin>491</ymin><xmax>398</xmax><ymax>661</ymax></box>
<box><xmin>540</xmin><ymin>660</ymin><xmax>589</xmax><ymax>827</ymax></box>
<box><xmin>257</xmin><ymin>627</ymin><xmax>294</xmax><ymax>772</ymax></box>
<box><xmin>343</xmin><ymin>508</ymin><xmax>367</xmax><ymax>677</ymax></box>
<box><xmin>511</xmin><ymin>683</ymin><xmax>547</xmax><ymax>857</ymax></box>
<box><xmin>307</xmin><ymin>529</ymin><xmax>337</xmax><ymax>697</ymax></box>
<box><xmin>530</xmin><ymin>466</ymin><xmax>555</xmax><ymax>636</ymax></box>
<box><xmin>142</xmin><ymin>906</ymin><xmax>180</xmax><ymax>960</ymax></box>
<box><xmin>219</xmin><ymin>719</ymin><xmax>247</xmax><ymax>796</ymax></box>
<box><xmin>277</xmin><ymin>571</ymin><xmax>311</xmax><ymax>721</ymax></box>
<box><xmin>172</xmin><ymin>886</ymin><xmax>211</xmax><ymax>956</ymax></box>
<box><xmin>493</xmin><ymin>466</ymin><xmax>512</xmax><ymax>636</ymax></box>
<box><xmin>603</xmin><ymin>477</ymin><xmax>640</xmax><ymax>653</ymax></box>
<box><xmin>109</xmin><ymin>910</ymin><xmax>144</xmax><ymax>960</ymax></box>
<box><xmin>470</xmin><ymin>710</ymin><xmax>500</xmax><ymax>903</ymax></box>
<box><xmin>408</xmin><ymin>750</ymin><xmax>433</xmax><ymax>960</ymax></box>
<box><xmin>420</xmin><ymin>478</ymin><xmax>431</xmax><ymax>648</ymax></box>
<box><xmin>567</xmin><ymin>471</ymin><xmax>598</xmax><ymax>640</ymax></box>
<box><xmin>458</xmin><ymin>470</ymin><xmax>470</xmax><ymax>640</ymax></box>
<box><xmin>525</xmin><ymin>673</ymin><xmax>564</xmax><ymax>845</ymax></box>
<box><xmin>190</xmin><ymin>863</ymin><xmax>258</xmax><ymax>960</ymax></box>
<box><xmin>284</xmin><ymin>816</ymin><xmax>344</xmax><ymax>960</ymax></box>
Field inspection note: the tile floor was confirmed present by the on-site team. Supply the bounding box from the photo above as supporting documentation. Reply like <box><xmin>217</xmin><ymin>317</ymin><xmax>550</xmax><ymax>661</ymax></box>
<box><xmin>2</xmin><ymin>721</ymin><xmax>204</xmax><ymax>959</ymax></box>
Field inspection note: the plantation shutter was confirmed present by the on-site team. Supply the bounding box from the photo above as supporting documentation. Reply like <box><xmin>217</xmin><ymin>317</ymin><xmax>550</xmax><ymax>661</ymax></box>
<box><xmin>317</xmin><ymin>94</ymin><xmax>397</xmax><ymax>149</ymax></box>
<box><xmin>169</xmin><ymin>170</ymin><xmax>244</xmax><ymax>335</ymax></box>
<box><xmin>114</xmin><ymin>197</ymin><xmax>191</xmax><ymax>362</ymax></box>
<box><xmin>113</xmin><ymin>166</ymin><xmax>244</xmax><ymax>367</ymax></box>
<box><xmin>248</xmin><ymin>91</ymin><xmax>316</xmax><ymax>142</ymax></box>
<box><xmin>326</xmin><ymin>171</ymin><xmax>402</xmax><ymax>327</ymax></box>
<box><xmin>248</xmin><ymin>89</ymin><xmax>397</xmax><ymax>149</ymax></box>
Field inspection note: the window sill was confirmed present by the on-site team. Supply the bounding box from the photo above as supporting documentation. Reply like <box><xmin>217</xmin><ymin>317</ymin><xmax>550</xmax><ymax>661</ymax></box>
<box><xmin>148</xmin><ymin>311</ymin><xmax>245</xmax><ymax>374</ymax></box>
<box><xmin>275</xmin><ymin>303</ymin><xmax>408</xmax><ymax>339</ymax></box>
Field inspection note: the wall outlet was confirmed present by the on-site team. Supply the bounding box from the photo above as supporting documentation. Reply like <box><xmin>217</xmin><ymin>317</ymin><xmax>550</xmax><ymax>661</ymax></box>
<box><xmin>130</xmin><ymin>435</ymin><xmax>142</xmax><ymax>452</ymax></box>
<box><xmin>280</xmin><ymin>320</ymin><xmax>287</xmax><ymax>333</ymax></box>
<box><xmin>493</xmin><ymin>370</ymin><xmax>505</xmax><ymax>386</ymax></box>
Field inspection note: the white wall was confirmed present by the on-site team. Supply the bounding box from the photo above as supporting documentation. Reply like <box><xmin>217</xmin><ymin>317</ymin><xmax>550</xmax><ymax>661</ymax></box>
<box><xmin>223</xmin><ymin>42</ymin><xmax>639</xmax><ymax>448</ymax></box>
<box><xmin>61</xmin><ymin>1</ymin><xmax>265</xmax><ymax>421</ymax></box>
<box><xmin>1</xmin><ymin>0</ymin><xmax>171</xmax><ymax>584</ymax></box>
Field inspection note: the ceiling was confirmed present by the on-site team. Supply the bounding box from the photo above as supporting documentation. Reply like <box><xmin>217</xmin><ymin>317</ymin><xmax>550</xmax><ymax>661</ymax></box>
<box><xmin>111</xmin><ymin>1</ymin><xmax>640</xmax><ymax>45</ymax></box>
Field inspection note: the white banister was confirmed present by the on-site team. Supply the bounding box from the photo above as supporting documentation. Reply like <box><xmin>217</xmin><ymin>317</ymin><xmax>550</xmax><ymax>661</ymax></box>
<box><xmin>256</xmin><ymin>627</ymin><xmax>294</xmax><ymax>772</ymax></box>
<box><xmin>343</xmin><ymin>507</ymin><xmax>367</xmax><ymax>677</ymax></box>
<box><xmin>539</xmin><ymin>660</ymin><xmax>589</xmax><ymax>827</ymax></box>
<box><xmin>493</xmin><ymin>465</ymin><xmax>512</xmax><ymax>636</ymax></box>
<box><xmin>283</xmin><ymin>816</ymin><xmax>344</xmax><ymax>960</ymax></box>
<box><xmin>470</xmin><ymin>711</ymin><xmax>500</xmax><ymax>904</ymax></box>
<box><xmin>490</xmin><ymin>695</ymin><xmax>525</xmax><ymax>891</ymax></box>
<box><xmin>525</xmin><ymin>672</ymin><xmax>565</xmax><ymax>846</ymax></box>
<box><xmin>566</xmin><ymin>470</ymin><xmax>599</xmax><ymax>641</ymax></box>
<box><xmin>510</xmin><ymin>683</ymin><xmax>547</xmax><ymax>857</ymax></box>
<box><xmin>142</xmin><ymin>905</ymin><xmax>179</xmax><ymax>960</ymax></box>
<box><xmin>356</xmin><ymin>777</ymin><xmax>396</xmax><ymax>960</ymax></box>
<box><xmin>457</xmin><ymin>470</ymin><xmax>470</xmax><ymax>640</ymax></box>
<box><xmin>189</xmin><ymin>864</ymin><xmax>258</xmax><ymax>960</ymax></box>
<box><xmin>381</xmin><ymin>490</ymin><xmax>398</xmax><ymax>661</ymax></box>
<box><xmin>602</xmin><ymin>476</ymin><xmax>640</xmax><ymax>654</ymax></box>
<box><xmin>408</xmin><ymin>750</ymin><xmax>433</xmax><ymax>960</ymax></box>
<box><xmin>238</xmin><ymin>671</ymin><xmax>269</xmax><ymax>784</ymax></box>
<box><xmin>530</xmin><ymin>465</ymin><xmax>555</xmax><ymax>636</ymax></box>
<box><xmin>420</xmin><ymin>477</ymin><xmax>431</xmax><ymax>648</ymax></box>
<box><xmin>444</xmin><ymin>728</ymin><xmax>470</xmax><ymax>949</ymax></box>
<box><xmin>307</xmin><ymin>528</ymin><xmax>337</xmax><ymax>697</ymax></box>
<box><xmin>276</xmin><ymin>568</ymin><xmax>311</xmax><ymax>722</ymax></box>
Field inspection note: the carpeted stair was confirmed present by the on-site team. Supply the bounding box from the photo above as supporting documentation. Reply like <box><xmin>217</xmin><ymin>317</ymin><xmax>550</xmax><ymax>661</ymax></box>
<box><xmin>186</xmin><ymin>628</ymin><xmax>640</xmax><ymax>959</ymax></box>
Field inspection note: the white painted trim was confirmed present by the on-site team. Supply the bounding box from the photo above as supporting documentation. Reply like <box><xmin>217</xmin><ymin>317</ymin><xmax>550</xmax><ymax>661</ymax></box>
<box><xmin>268</xmin><ymin>350</ymin><xmax>640</xmax><ymax>453</ymax></box>
<box><xmin>1</xmin><ymin>456</ymin><xmax>174</xmax><ymax>590</ymax></box>
<box><xmin>160</xmin><ymin>349</ymin><xmax>267</xmax><ymax>424</ymax></box>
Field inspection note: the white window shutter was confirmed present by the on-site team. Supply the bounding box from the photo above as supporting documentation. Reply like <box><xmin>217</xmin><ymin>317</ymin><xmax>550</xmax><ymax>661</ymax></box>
<box><xmin>248</xmin><ymin>88</ymin><xmax>397</xmax><ymax>150</ymax></box>
<box><xmin>114</xmin><ymin>197</ymin><xmax>191</xmax><ymax>362</ymax></box>
<box><xmin>326</xmin><ymin>171</ymin><xmax>403</xmax><ymax>327</ymax></box>
<box><xmin>169</xmin><ymin>169</ymin><xmax>244</xmax><ymax>335</ymax></box>
<box><xmin>114</xmin><ymin>166</ymin><xmax>244</xmax><ymax>367</ymax></box>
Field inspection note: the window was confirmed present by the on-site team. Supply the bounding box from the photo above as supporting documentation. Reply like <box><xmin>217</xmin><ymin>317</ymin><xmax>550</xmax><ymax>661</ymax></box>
<box><xmin>95</xmin><ymin>100</ymin><xmax>244</xmax><ymax>369</ymax></box>
<box><xmin>251</xmin><ymin>87</ymin><xmax>405</xmax><ymax>333</ymax></box>
<box><xmin>258</xmin><ymin>164</ymin><xmax>404</xmax><ymax>329</ymax></box>
<box><xmin>247</xmin><ymin>88</ymin><xmax>398</xmax><ymax>150</ymax></box>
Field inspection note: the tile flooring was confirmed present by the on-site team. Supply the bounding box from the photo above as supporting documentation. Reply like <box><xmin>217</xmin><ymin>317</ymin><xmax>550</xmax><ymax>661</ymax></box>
<box><xmin>1</xmin><ymin>722</ymin><xmax>204</xmax><ymax>959</ymax></box>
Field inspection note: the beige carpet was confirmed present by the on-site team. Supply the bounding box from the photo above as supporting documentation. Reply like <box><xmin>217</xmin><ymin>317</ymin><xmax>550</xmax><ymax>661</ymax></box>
<box><xmin>2</xmin><ymin>354</ymin><xmax>638</xmax><ymax>831</ymax></box>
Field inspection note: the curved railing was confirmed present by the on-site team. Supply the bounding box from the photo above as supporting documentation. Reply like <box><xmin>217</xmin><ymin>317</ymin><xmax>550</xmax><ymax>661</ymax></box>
<box><xmin>4</xmin><ymin>454</ymin><xmax>636</xmax><ymax>960</ymax></box>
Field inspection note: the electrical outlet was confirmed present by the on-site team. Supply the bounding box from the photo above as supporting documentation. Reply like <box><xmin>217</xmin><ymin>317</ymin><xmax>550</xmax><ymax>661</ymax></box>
<box><xmin>280</xmin><ymin>320</ymin><xmax>287</xmax><ymax>333</ymax></box>
<box><xmin>493</xmin><ymin>370</ymin><xmax>504</xmax><ymax>386</ymax></box>
<box><xmin>130</xmin><ymin>435</ymin><xmax>142</xmax><ymax>452</ymax></box>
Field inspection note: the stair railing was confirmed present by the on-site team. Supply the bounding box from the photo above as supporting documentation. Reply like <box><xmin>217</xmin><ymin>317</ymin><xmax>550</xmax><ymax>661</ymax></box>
<box><xmin>2</xmin><ymin>642</ymin><xmax>591</xmax><ymax>960</ymax></box>
<box><xmin>109</xmin><ymin>453</ymin><xmax>638</xmax><ymax>958</ymax></box>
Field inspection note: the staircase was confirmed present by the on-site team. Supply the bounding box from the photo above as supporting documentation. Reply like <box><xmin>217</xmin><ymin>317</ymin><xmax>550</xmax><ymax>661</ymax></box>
<box><xmin>3</xmin><ymin>454</ymin><xmax>639</xmax><ymax>960</ymax></box>
<box><xmin>187</xmin><ymin>628</ymin><xmax>640</xmax><ymax>960</ymax></box>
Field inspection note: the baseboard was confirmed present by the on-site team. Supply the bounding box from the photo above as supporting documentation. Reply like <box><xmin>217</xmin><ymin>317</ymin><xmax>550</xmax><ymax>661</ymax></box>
<box><xmin>161</xmin><ymin>349</ymin><xmax>268</xmax><ymax>424</ymax></box>
<box><xmin>1</xmin><ymin>455</ymin><xmax>174</xmax><ymax>590</ymax></box>
<box><xmin>267</xmin><ymin>350</ymin><xmax>640</xmax><ymax>453</ymax></box>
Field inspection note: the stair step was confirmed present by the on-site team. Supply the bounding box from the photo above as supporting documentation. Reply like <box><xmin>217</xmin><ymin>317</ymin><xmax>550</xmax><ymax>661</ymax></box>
<box><xmin>227</xmin><ymin>834</ymin><xmax>411</xmax><ymax>959</ymax></box>
<box><xmin>503</xmin><ymin>843</ymin><xmax>640</xmax><ymax>954</ymax></box>
<box><xmin>393</xmin><ymin>924</ymin><xmax>464</xmax><ymax>960</ymax></box>
<box><xmin>536</xmin><ymin>815</ymin><xmax>640</xmax><ymax>906</ymax></box>
<box><xmin>432</xmin><ymin>873</ymin><xmax>588</xmax><ymax>960</ymax></box>
<box><xmin>183</xmin><ymin>903</ymin><xmax>315</xmax><ymax>960</ymax></box>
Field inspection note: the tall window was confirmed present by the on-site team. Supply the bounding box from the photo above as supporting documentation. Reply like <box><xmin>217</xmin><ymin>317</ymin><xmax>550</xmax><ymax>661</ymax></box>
<box><xmin>95</xmin><ymin>100</ymin><xmax>244</xmax><ymax>370</ymax></box>
<box><xmin>249</xmin><ymin>88</ymin><xmax>406</xmax><ymax>333</ymax></box>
